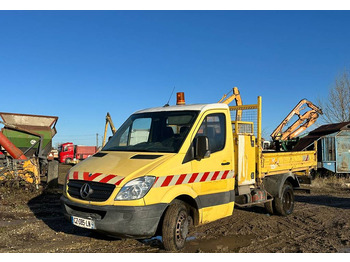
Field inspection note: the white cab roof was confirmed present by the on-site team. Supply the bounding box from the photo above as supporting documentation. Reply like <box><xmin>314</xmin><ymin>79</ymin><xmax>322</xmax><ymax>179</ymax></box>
<box><xmin>134</xmin><ymin>103</ymin><xmax>229</xmax><ymax>114</ymax></box>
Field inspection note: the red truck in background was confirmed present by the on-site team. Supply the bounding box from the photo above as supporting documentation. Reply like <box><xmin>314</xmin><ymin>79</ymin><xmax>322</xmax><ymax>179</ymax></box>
<box><xmin>58</xmin><ymin>142</ymin><xmax>98</xmax><ymax>164</ymax></box>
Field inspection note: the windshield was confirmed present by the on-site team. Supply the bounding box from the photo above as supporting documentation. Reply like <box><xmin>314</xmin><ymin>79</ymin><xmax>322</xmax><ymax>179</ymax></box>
<box><xmin>103</xmin><ymin>111</ymin><xmax>198</xmax><ymax>153</ymax></box>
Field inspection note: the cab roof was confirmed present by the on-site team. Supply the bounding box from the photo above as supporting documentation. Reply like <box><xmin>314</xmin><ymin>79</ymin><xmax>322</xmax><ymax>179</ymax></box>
<box><xmin>134</xmin><ymin>103</ymin><xmax>229</xmax><ymax>114</ymax></box>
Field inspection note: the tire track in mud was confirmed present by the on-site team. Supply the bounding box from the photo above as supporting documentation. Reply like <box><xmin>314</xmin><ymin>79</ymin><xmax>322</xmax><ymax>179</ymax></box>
<box><xmin>187</xmin><ymin>192</ymin><xmax>350</xmax><ymax>253</ymax></box>
<box><xmin>1</xmin><ymin>183</ymin><xmax>350</xmax><ymax>252</ymax></box>
<box><xmin>236</xmin><ymin>195</ymin><xmax>350</xmax><ymax>253</ymax></box>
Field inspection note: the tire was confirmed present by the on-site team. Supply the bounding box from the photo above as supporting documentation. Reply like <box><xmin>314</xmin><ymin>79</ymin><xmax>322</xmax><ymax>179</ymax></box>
<box><xmin>274</xmin><ymin>182</ymin><xmax>295</xmax><ymax>216</ymax></box>
<box><xmin>162</xmin><ymin>201</ymin><xmax>190</xmax><ymax>251</ymax></box>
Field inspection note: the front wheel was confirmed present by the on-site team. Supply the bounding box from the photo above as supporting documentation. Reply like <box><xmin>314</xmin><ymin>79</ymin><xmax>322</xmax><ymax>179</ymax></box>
<box><xmin>162</xmin><ymin>201</ymin><xmax>190</xmax><ymax>251</ymax></box>
<box><xmin>274</xmin><ymin>182</ymin><xmax>295</xmax><ymax>216</ymax></box>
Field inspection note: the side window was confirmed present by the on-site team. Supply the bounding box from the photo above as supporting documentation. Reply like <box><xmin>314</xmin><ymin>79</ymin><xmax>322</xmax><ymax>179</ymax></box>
<box><xmin>195</xmin><ymin>113</ymin><xmax>226</xmax><ymax>153</ymax></box>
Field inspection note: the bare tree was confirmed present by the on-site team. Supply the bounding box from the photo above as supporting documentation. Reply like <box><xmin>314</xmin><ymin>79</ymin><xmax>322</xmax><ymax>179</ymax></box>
<box><xmin>318</xmin><ymin>68</ymin><xmax>350</xmax><ymax>124</ymax></box>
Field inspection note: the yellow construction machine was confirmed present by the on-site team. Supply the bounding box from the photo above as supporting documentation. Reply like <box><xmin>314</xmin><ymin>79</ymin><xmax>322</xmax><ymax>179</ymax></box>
<box><xmin>0</xmin><ymin>112</ymin><xmax>59</xmax><ymax>188</ymax></box>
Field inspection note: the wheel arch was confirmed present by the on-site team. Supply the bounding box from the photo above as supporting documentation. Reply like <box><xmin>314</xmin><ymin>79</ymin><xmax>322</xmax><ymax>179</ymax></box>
<box><xmin>172</xmin><ymin>194</ymin><xmax>200</xmax><ymax>226</ymax></box>
<box><xmin>262</xmin><ymin>172</ymin><xmax>300</xmax><ymax>198</ymax></box>
<box><xmin>154</xmin><ymin>193</ymin><xmax>200</xmax><ymax>237</ymax></box>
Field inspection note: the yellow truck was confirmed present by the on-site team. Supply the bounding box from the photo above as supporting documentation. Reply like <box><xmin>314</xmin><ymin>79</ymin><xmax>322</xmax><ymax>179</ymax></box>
<box><xmin>61</xmin><ymin>94</ymin><xmax>317</xmax><ymax>251</ymax></box>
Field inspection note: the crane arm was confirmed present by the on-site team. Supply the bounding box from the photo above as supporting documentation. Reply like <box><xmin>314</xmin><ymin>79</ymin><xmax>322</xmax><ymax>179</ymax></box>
<box><xmin>271</xmin><ymin>99</ymin><xmax>323</xmax><ymax>141</ymax></box>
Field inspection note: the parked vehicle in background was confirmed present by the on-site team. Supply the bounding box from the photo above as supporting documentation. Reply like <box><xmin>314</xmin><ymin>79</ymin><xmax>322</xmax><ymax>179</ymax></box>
<box><xmin>58</xmin><ymin>142</ymin><xmax>97</xmax><ymax>164</ymax></box>
<box><xmin>48</xmin><ymin>149</ymin><xmax>59</xmax><ymax>161</ymax></box>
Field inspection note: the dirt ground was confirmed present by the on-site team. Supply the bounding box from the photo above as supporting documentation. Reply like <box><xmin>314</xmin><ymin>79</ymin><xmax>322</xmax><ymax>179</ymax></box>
<box><xmin>0</xmin><ymin>163</ymin><xmax>350</xmax><ymax>253</ymax></box>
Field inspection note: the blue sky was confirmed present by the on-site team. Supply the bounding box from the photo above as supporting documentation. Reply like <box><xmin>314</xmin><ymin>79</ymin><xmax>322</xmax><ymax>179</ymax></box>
<box><xmin>0</xmin><ymin>11</ymin><xmax>349</xmax><ymax>146</ymax></box>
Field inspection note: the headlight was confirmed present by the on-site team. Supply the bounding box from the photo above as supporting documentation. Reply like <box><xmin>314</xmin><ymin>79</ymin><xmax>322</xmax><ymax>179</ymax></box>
<box><xmin>115</xmin><ymin>176</ymin><xmax>156</xmax><ymax>201</ymax></box>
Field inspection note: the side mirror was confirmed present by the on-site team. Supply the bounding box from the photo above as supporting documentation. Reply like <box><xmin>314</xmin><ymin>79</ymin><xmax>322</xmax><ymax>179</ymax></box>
<box><xmin>108</xmin><ymin>136</ymin><xmax>112</xmax><ymax>142</ymax></box>
<box><xmin>195</xmin><ymin>136</ymin><xmax>210</xmax><ymax>160</ymax></box>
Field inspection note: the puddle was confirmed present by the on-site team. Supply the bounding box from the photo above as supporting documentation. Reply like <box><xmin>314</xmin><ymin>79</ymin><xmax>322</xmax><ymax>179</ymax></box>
<box><xmin>141</xmin><ymin>233</ymin><xmax>254</xmax><ymax>253</ymax></box>
<box><xmin>182</xmin><ymin>234</ymin><xmax>254</xmax><ymax>253</ymax></box>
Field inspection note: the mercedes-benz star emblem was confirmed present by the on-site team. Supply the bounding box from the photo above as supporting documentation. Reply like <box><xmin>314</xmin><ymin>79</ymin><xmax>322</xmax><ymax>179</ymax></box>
<box><xmin>80</xmin><ymin>183</ymin><xmax>93</xmax><ymax>199</ymax></box>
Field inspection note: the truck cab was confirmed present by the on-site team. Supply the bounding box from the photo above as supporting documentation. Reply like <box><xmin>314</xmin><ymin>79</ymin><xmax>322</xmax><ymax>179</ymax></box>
<box><xmin>59</xmin><ymin>142</ymin><xmax>74</xmax><ymax>164</ymax></box>
<box><xmin>59</xmin><ymin>142</ymin><xmax>97</xmax><ymax>164</ymax></box>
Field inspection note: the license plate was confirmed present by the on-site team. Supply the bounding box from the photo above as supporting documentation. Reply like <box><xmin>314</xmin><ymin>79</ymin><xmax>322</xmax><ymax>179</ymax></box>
<box><xmin>71</xmin><ymin>216</ymin><xmax>95</xmax><ymax>229</ymax></box>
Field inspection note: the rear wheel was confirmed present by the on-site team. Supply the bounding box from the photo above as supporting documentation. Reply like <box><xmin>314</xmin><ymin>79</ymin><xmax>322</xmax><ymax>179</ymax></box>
<box><xmin>162</xmin><ymin>201</ymin><xmax>190</xmax><ymax>251</ymax></box>
<box><xmin>274</xmin><ymin>182</ymin><xmax>294</xmax><ymax>216</ymax></box>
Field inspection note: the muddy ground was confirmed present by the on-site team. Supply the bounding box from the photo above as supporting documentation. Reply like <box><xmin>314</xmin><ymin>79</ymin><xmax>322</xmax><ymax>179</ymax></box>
<box><xmin>0</xmin><ymin>164</ymin><xmax>350</xmax><ymax>253</ymax></box>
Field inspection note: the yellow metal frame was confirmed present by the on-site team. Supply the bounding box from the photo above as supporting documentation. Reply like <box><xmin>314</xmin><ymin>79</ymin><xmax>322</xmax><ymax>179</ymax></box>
<box><xmin>232</xmin><ymin>121</ymin><xmax>254</xmax><ymax>135</ymax></box>
<box><xmin>229</xmin><ymin>97</ymin><xmax>263</xmax><ymax>181</ymax></box>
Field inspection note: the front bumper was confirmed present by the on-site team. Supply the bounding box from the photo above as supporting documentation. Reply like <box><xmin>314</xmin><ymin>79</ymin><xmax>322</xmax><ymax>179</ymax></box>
<box><xmin>60</xmin><ymin>195</ymin><xmax>167</xmax><ymax>239</ymax></box>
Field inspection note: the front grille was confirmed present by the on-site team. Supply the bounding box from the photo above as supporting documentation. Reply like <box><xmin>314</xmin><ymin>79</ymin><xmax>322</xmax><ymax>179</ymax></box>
<box><xmin>68</xmin><ymin>180</ymin><xmax>116</xmax><ymax>202</ymax></box>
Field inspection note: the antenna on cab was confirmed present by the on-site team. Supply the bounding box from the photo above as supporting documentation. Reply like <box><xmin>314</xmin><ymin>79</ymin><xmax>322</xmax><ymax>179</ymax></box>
<box><xmin>164</xmin><ymin>86</ymin><xmax>176</xmax><ymax>107</ymax></box>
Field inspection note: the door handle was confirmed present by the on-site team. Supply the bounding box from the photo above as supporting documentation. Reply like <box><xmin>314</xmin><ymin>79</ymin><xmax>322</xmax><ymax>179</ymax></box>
<box><xmin>221</xmin><ymin>162</ymin><xmax>230</xmax><ymax>166</ymax></box>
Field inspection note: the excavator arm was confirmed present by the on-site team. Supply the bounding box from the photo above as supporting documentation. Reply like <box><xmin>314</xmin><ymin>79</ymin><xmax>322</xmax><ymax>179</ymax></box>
<box><xmin>218</xmin><ymin>87</ymin><xmax>243</xmax><ymax>120</ymax></box>
<box><xmin>102</xmin><ymin>112</ymin><xmax>117</xmax><ymax>147</ymax></box>
<box><xmin>218</xmin><ymin>87</ymin><xmax>242</xmax><ymax>105</ymax></box>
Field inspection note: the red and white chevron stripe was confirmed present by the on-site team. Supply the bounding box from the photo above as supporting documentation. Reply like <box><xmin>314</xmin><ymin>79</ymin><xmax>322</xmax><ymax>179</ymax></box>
<box><xmin>152</xmin><ymin>170</ymin><xmax>234</xmax><ymax>188</ymax></box>
<box><xmin>69</xmin><ymin>171</ymin><xmax>124</xmax><ymax>186</ymax></box>
<box><xmin>69</xmin><ymin>169</ymin><xmax>234</xmax><ymax>187</ymax></box>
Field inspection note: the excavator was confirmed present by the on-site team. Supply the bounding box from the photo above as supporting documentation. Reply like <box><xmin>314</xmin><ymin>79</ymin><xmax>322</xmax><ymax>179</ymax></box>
<box><xmin>270</xmin><ymin>99</ymin><xmax>323</xmax><ymax>151</ymax></box>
